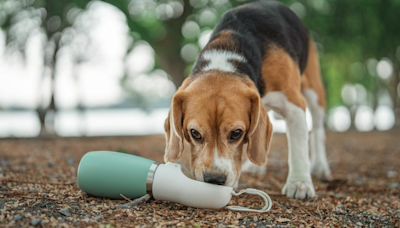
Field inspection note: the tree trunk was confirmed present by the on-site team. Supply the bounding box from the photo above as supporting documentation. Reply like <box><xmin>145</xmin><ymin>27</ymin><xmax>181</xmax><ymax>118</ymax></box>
<box><xmin>152</xmin><ymin>1</ymin><xmax>193</xmax><ymax>87</ymax></box>
<box><xmin>157</xmin><ymin>47</ymin><xmax>187</xmax><ymax>86</ymax></box>
<box><xmin>37</xmin><ymin>34</ymin><xmax>60</xmax><ymax>137</ymax></box>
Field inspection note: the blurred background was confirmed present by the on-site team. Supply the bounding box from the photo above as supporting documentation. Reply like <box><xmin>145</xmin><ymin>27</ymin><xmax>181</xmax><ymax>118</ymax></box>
<box><xmin>0</xmin><ymin>0</ymin><xmax>399</xmax><ymax>138</ymax></box>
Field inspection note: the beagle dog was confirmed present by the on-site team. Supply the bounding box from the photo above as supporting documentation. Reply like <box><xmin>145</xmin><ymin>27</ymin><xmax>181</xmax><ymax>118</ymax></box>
<box><xmin>164</xmin><ymin>0</ymin><xmax>331</xmax><ymax>199</ymax></box>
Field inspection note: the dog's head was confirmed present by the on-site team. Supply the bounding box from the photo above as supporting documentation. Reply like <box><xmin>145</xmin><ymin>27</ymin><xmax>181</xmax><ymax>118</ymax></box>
<box><xmin>164</xmin><ymin>72</ymin><xmax>273</xmax><ymax>187</ymax></box>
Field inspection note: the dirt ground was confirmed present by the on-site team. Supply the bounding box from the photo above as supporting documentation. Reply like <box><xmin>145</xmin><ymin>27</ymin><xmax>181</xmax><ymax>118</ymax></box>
<box><xmin>0</xmin><ymin>131</ymin><xmax>399</xmax><ymax>227</ymax></box>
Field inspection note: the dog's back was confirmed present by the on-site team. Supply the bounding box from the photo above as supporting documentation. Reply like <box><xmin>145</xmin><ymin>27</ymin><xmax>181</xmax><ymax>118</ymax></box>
<box><xmin>193</xmin><ymin>0</ymin><xmax>309</xmax><ymax>94</ymax></box>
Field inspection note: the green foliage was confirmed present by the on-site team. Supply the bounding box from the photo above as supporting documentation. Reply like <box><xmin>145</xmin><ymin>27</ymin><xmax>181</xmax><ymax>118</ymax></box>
<box><xmin>1</xmin><ymin>0</ymin><xmax>400</xmax><ymax>112</ymax></box>
<box><xmin>281</xmin><ymin>0</ymin><xmax>400</xmax><ymax>110</ymax></box>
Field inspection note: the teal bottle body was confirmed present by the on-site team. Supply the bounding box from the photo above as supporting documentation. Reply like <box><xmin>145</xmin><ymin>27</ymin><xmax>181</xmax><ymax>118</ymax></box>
<box><xmin>77</xmin><ymin>151</ymin><xmax>155</xmax><ymax>199</ymax></box>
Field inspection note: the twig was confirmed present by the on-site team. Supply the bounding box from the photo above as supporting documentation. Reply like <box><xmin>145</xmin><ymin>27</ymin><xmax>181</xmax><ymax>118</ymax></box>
<box><xmin>120</xmin><ymin>194</ymin><xmax>133</xmax><ymax>202</ymax></box>
<box><xmin>119</xmin><ymin>194</ymin><xmax>151</xmax><ymax>209</ymax></box>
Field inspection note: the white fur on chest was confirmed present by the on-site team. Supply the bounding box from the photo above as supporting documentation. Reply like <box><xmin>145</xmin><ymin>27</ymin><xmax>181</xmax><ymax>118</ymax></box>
<box><xmin>201</xmin><ymin>50</ymin><xmax>246</xmax><ymax>73</ymax></box>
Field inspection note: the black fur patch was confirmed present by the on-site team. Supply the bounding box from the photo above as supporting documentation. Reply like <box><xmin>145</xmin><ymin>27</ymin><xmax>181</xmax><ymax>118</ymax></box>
<box><xmin>192</xmin><ymin>0</ymin><xmax>309</xmax><ymax>95</ymax></box>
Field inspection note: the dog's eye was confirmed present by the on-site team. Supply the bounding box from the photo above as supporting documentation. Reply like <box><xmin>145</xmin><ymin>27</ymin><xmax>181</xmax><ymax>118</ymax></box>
<box><xmin>190</xmin><ymin>129</ymin><xmax>203</xmax><ymax>142</ymax></box>
<box><xmin>229</xmin><ymin>129</ymin><xmax>243</xmax><ymax>142</ymax></box>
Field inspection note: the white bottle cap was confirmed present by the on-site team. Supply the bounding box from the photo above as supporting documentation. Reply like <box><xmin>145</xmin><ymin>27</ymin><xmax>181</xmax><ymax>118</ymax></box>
<box><xmin>152</xmin><ymin>163</ymin><xmax>233</xmax><ymax>209</ymax></box>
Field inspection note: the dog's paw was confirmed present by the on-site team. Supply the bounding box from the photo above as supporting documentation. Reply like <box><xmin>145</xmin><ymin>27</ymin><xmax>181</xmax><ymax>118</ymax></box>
<box><xmin>282</xmin><ymin>178</ymin><xmax>316</xmax><ymax>199</ymax></box>
<box><xmin>312</xmin><ymin>160</ymin><xmax>332</xmax><ymax>181</ymax></box>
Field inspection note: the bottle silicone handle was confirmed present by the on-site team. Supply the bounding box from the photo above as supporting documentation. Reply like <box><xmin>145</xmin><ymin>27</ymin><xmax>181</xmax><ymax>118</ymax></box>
<box><xmin>152</xmin><ymin>163</ymin><xmax>233</xmax><ymax>209</ymax></box>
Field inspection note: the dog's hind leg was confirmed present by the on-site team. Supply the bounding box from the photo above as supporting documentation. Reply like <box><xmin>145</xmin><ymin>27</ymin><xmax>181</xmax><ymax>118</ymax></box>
<box><xmin>302</xmin><ymin>40</ymin><xmax>332</xmax><ymax>181</ymax></box>
<box><xmin>304</xmin><ymin>90</ymin><xmax>331</xmax><ymax>181</ymax></box>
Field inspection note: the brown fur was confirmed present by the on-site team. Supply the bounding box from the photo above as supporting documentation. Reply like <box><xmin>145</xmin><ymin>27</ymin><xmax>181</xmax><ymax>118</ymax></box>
<box><xmin>164</xmin><ymin>73</ymin><xmax>273</xmax><ymax>185</ymax></box>
<box><xmin>165</xmin><ymin>38</ymin><xmax>325</xmax><ymax>186</ymax></box>
<box><xmin>205</xmin><ymin>31</ymin><xmax>237</xmax><ymax>51</ymax></box>
<box><xmin>262</xmin><ymin>45</ymin><xmax>307</xmax><ymax>110</ymax></box>
<box><xmin>302</xmin><ymin>40</ymin><xmax>326</xmax><ymax>108</ymax></box>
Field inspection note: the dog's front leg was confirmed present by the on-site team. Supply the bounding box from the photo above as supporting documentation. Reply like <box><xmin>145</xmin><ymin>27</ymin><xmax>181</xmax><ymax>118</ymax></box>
<box><xmin>283</xmin><ymin>101</ymin><xmax>315</xmax><ymax>199</ymax></box>
<box><xmin>263</xmin><ymin>92</ymin><xmax>315</xmax><ymax>199</ymax></box>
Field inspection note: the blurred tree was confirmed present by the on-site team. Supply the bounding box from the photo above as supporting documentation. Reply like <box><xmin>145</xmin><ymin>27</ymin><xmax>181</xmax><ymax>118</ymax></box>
<box><xmin>0</xmin><ymin>0</ymin><xmax>245</xmax><ymax>135</ymax></box>
<box><xmin>111</xmin><ymin>0</ymin><xmax>246</xmax><ymax>85</ymax></box>
<box><xmin>110</xmin><ymin>0</ymin><xmax>400</xmax><ymax>128</ymax></box>
<box><xmin>281</xmin><ymin>0</ymin><xmax>400</xmax><ymax>128</ymax></box>
<box><xmin>0</xmin><ymin>0</ymin><xmax>89</xmax><ymax>135</ymax></box>
<box><xmin>1</xmin><ymin>0</ymin><xmax>400</xmax><ymax>134</ymax></box>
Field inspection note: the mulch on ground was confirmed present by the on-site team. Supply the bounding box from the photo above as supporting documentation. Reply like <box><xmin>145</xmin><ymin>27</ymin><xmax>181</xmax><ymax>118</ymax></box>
<box><xmin>0</xmin><ymin>132</ymin><xmax>399</xmax><ymax>226</ymax></box>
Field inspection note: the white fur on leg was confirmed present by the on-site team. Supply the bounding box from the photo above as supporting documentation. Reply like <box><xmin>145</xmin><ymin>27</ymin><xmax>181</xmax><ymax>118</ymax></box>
<box><xmin>310</xmin><ymin>127</ymin><xmax>331</xmax><ymax>180</ymax></box>
<box><xmin>263</xmin><ymin>92</ymin><xmax>315</xmax><ymax>199</ymax></box>
<box><xmin>282</xmin><ymin>103</ymin><xmax>315</xmax><ymax>199</ymax></box>
<box><xmin>304</xmin><ymin>89</ymin><xmax>332</xmax><ymax>181</ymax></box>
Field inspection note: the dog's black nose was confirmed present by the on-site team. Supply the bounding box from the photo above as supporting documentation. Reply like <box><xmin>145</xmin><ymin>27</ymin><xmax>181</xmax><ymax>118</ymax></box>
<box><xmin>203</xmin><ymin>172</ymin><xmax>227</xmax><ymax>185</ymax></box>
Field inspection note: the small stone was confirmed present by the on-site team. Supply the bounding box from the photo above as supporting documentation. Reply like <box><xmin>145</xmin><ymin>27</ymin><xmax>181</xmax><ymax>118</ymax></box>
<box><xmin>335</xmin><ymin>205</ymin><xmax>346</xmax><ymax>214</ymax></box>
<box><xmin>31</xmin><ymin>218</ymin><xmax>42</xmax><ymax>226</ymax></box>
<box><xmin>354</xmin><ymin>177</ymin><xmax>366</xmax><ymax>186</ymax></box>
<box><xmin>387</xmin><ymin>170</ymin><xmax>397</xmax><ymax>178</ymax></box>
<box><xmin>67</xmin><ymin>158</ymin><xmax>75</xmax><ymax>166</ymax></box>
<box><xmin>334</xmin><ymin>193</ymin><xmax>346</xmax><ymax>199</ymax></box>
<box><xmin>388</xmin><ymin>182</ymin><xmax>400</xmax><ymax>190</ymax></box>
<box><xmin>356</xmin><ymin>222</ymin><xmax>363</xmax><ymax>226</ymax></box>
<box><xmin>276</xmin><ymin>217</ymin><xmax>291</xmax><ymax>223</ymax></box>
<box><xmin>59</xmin><ymin>207</ymin><xmax>71</xmax><ymax>217</ymax></box>
<box><xmin>14</xmin><ymin>215</ymin><xmax>23</xmax><ymax>221</ymax></box>
<box><xmin>94</xmin><ymin>215</ymin><xmax>103</xmax><ymax>221</ymax></box>
<box><xmin>119</xmin><ymin>204</ymin><xmax>130</xmax><ymax>209</ymax></box>
<box><xmin>0</xmin><ymin>160</ymin><xmax>9</xmax><ymax>167</ymax></box>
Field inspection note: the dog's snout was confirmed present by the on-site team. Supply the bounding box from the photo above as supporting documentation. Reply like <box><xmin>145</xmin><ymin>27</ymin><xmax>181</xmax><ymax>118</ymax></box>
<box><xmin>203</xmin><ymin>172</ymin><xmax>227</xmax><ymax>185</ymax></box>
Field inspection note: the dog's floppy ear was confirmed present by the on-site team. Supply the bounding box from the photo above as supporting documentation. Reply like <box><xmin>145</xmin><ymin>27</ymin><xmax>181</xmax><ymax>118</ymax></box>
<box><xmin>164</xmin><ymin>78</ymin><xmax>192</xmax><ymax>162</ymax></box>
<box><xmin>246</xmin><ymin>92</ymin><xmax>273</xmax><ymax>166</ymax></box>
<box><xmin>164</xmin><ymin>93</ymin><xmax>185</xmax><ymax>162</ymax></box>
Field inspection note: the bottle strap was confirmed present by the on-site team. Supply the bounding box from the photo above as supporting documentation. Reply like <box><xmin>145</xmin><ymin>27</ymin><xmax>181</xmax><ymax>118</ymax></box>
<box><xmin>225</xmin><ymin>188</ymin><xmax>272</xmax><ymax>213</ymax></box>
